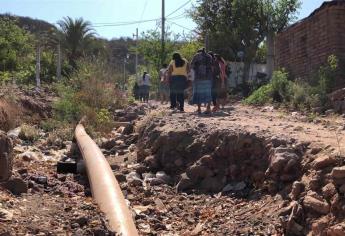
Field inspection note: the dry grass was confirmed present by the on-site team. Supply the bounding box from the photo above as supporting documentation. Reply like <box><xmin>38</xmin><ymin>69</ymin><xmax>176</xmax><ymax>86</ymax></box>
<box><xmin>19</xmin><ymin>124</ymin><xmax>40</xmax><ymax>142</ymax></box>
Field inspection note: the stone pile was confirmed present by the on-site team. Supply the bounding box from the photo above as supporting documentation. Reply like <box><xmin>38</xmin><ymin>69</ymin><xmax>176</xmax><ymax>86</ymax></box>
<box><xmin>135</xmin><ymin>115</ymin><xmax>345</xmax><ymax>235</ymax></box>
<box><xmin>137</xmin><ymin>117</ymin><xmax>306</xmax><ymax>195</ymax></box>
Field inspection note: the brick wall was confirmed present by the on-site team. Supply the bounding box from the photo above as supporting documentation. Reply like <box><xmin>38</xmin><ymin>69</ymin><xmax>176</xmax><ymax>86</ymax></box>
<box><xmin>275</xmin><ymin>1</ymin><xmax>345</xmax><ymax>88</ymax></box>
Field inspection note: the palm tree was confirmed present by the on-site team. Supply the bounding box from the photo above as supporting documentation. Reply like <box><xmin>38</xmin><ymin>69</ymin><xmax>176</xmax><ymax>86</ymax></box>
<box><xmin>57</xmin><ymin>17</ymin><xmax>95</xmax><ymax>67</ymax></box>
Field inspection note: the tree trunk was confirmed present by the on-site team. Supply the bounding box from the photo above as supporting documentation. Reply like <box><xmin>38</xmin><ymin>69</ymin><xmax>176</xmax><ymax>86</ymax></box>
<box><xmin>266</xmin><ymin>31</ymin><xmax>275</xmax><ymax>79</ymax></box>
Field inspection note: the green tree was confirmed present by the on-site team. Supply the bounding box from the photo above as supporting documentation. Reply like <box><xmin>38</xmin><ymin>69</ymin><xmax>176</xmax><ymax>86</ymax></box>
<box><xmin>178</xmin><ymin>41</ymin><xmax>203</xmax><ymax>61</ymax></box>
<box><xmin>137</xmin><ymin>29</ymin><xmax>176</xmax><ymax>71</ymax></box>
<box><xmin>136</xmin><ymin>29</ymin><xmax>177</xmax><ymax>91</ymax></box>
<box><xmin>191</xmin><ymin>0</ymin><xmax>300</xmax><ymax>89</ymax></box>
<box><xmin>0</xmin><ymin>17</ymin><xmax>34</xmax><ymax>74</ymax></box>
<box><xmin>57</xmin><ymin>17</ymin><xmax>95</xmax><ymax>67</ymax></box>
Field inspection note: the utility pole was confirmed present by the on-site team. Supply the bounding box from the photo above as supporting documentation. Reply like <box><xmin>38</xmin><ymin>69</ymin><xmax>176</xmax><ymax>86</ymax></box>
<box><xmin>123</xmin><ymin>58</ymin><xmax>126</xmax><ymax>90</ymax></box>
<box><xmin>161</xmin><ymin>0</ymin><xmax>165</xmax><ymax>65</ymax></box>
<box><xmin>123</xmin><ymin>54</ymin><xmax>129</xmax><ymax>90</ymax></box>
<box><xmin>57</xmin><ymin>42</ymin><xmax>61</xmax><ymax>80</ymax></box>
<box><xmin>35</xmin><ymin>44</ymin><xmax>41</xmax><ymax>89</ymax></box>
<box><xmin>135</xmin><ymin>28</ymin><xmax>139</xmax><ymax>81</ymax></box>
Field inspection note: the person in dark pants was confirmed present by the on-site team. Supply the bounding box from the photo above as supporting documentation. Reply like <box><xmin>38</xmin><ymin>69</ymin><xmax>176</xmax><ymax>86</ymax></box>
<box><xmin>208</xmin><ymin>51</ymin><xmax>221</xmax><ymax>112</ymax></box>
<box><xmin>191</xmin><ymin>48</ymin><xmax>213</xmax><ymax>114</ymax></box>
<box><xmin>133</xmin><ymin>82</ymin><xmax>139</xmax><ymax>100</ymax></box>
<box><xmin>166</xmin><ymin>52</ymin><xmax>190</xmax><ymax>112</ymax></box>
<box><xmin>141</xmin><ymin>72</ymin><xmax>150</xmax><ymax>103</ymax></box>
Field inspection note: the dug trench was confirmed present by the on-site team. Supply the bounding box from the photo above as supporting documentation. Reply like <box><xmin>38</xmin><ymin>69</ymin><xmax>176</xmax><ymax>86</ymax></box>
<box><xmin>104</xmin><ymin>106</ymin><xmax>345</xmax><ymax>235</ymax></box>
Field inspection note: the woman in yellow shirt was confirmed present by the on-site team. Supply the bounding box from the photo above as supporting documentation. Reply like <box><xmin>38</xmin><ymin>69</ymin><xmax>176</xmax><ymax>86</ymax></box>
<box><xmin>167</xmin><ymin>52</ymin><xmax>190</xmax><ymax>112</ymax></box>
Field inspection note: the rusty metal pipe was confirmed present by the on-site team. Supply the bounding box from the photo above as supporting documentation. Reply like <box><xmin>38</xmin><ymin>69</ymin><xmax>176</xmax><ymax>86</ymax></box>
<box><xmin>75</xmin><ymin>124</ymin><xmax>138</xmax><ymax>235</ymax></box>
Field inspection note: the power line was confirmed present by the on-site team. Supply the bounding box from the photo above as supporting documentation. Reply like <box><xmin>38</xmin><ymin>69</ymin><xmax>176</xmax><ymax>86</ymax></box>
<box><xmin>166</xmin><ymin>0</ymin><xmax>192</xmax><ymax>18</ymax></box>
<box><xmin>138</xmin><ymin>0</ymin><xmax>149</xmax><ymax>27</ymax></box>
<box><xmin>93</xmin><ymin>18</ymin><xmax>158</xmax><ymax>25</ymax></box>
<box><xmin>93</xmin><ymin>18</ymin><xmax>160</xmax><ymax>27</ymax></box>
<box><xmin>92</xmin><ymin>15</ymin><xmax>185</xmax><ymax>28</ymax></box>
<box><xmin>166</xmin><ymin>19</ymin><xmax>195</xmax><ymax>32</ymax></box>
<box><xmin>168</xmin><ymin>13</ymin><xmax>187</xmax><ymax>20</ymax></box>
<box><xmin>89</xmin><ymin>1</ymin><xmax>193</xmax><ymax>29</ymax></box>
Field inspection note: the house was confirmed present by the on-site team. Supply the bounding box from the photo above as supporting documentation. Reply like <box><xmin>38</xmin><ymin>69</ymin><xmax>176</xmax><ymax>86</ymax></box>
<box><xmin>227</xmin><ymin>62</ymin><xmax>267</xmax><ymax>88</ymax></box>
<box><xmin>275</xmin><ymin>0</ymin><xmax>345</xmax><ymax>88</ymax></box>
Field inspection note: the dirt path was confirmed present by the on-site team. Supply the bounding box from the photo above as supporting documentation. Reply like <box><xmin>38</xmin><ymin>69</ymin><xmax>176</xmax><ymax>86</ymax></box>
<box><xmin>181</xmin><ymin>102</ymin><xmax>345</xmax><ymax>155</ymax></box>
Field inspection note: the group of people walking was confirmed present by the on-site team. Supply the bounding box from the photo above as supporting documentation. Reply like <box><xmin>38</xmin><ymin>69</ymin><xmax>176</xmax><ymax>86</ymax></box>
<box><xmin>162</xmin><ymin>48</ymin><xmax>228</xmax><ymax>113</ymax></box>
<box><xmin>133</xmin><ymin>47</ymin><xmax>228</xmax><ymax>114</ymax></box>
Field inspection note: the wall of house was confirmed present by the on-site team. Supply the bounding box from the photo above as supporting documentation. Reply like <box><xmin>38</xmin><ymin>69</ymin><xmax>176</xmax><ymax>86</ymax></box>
<box><xmin>275</xmin><ymin>2</ymin><xmax>345</xmax><ymax>87</ymax></box>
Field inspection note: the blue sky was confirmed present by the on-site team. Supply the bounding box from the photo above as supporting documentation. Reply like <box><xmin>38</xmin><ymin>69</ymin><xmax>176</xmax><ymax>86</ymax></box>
<box><xmin>0</xmin><ymin>0</ymin><xmax>328</xmax><ymax>39</ymax></box>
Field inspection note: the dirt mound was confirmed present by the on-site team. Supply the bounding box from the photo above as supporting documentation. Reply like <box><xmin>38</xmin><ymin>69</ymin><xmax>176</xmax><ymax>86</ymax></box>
<box><xmin>137</xmin><ymin>113</ymin><xmax>305</xmax><ymax>194</ymax></box>
<box><xmin>0</xmin><ymin>100</ymin><xmax>20</xmax><ymax>131</ymax></box>
<box><xmin>0</xmin><ymin>86</ymin><xmax>54</xmax><ymax>131</ymax></box>
<box><xmin>135</xmin><ymin>108</ymin><xmax>345</xmax><ymax>235</ymax></box>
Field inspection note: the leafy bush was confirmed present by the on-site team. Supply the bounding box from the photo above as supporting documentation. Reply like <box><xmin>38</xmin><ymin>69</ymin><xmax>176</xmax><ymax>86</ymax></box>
<box><xmin>52</xmin><ymin>59</ymin><xmax>126</xmax><ymax>133</ymax></box>
<box><xmin>246</xmin><ymin>55</ymin><xmax>339</xmax><ymax>111</ymax></box>
<box><xmin>245</xmin><ymin>69</ymin><xmax>292</xmax><ymax>105</ymax></box>
<box><xmin>53</xmin><ymin>84</ymin><xmax>82</xmax><ymax>122</ymax></box>
<box><xmin>0</xmin><ymin>17</ymin><xmax>36</xmax><ymax>83</ymax></box>
<box><xmin>244</xmin><ymin>84</ymin><xmax>273</xmax><ymax>105</ymax></box>
<box><xmin>95</xmin><ymin>108</ymin><xmax>114</xmax><ymax>132</ymax></box>
<box><xmin>291</xmin><ymin>82</ymin><xmax>311</xmax><ymax>109</ymax></box>
<box><xmin>270</xmin><ymin>69</ymin><xmax>293</xmax><ymax>102</ymax></box>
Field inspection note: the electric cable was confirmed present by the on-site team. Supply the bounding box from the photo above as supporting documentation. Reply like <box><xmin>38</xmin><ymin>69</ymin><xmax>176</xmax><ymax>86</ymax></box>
<box><xmin>166</xmin><ymin>19</ymin><xmax>195</xmax><ymax>32</ymax></box>
<box><xmin>166</xmin><ymin>0</ymin><xmax>192</xmax><ymax>17</ymax></box>
<box><xmin>138</xmin><ymin>0</ymin><xmax>149</xmax><ymax>27</ymax></box>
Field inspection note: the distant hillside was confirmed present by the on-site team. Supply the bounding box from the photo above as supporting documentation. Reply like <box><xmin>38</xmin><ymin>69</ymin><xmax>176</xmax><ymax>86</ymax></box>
<box><xmin>0</xmin><ymin>13</ymin><xmax>56</xmax><ymax>35</ymax></box>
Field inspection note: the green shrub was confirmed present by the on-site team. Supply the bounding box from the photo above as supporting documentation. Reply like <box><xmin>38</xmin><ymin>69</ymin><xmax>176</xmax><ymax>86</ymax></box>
<box><xmin>245</xmin><ymin>69</ymin><xmax>292</xmax><ymax>105</ymax></box>
<box><xmin>52</xmin><ymin>84</ymin><xmax>82</xmax><ymax>122</ymax></box>
<box><xmin>270</xmin><ymin>69</ymin><xmax>293</xmax><ymax>103</ymax></box>
<box><xmin>127</xmin><ymin>96</ymin><xmax>136</xmax><ymax>105</ymax></box>
<box><xmin>19</xmin><ymin>124</ymin><xmax>40</xmax><ymax>142</ymax></box>
<box><xmin>52</xmin><ymin>59</ymin><xmax>126</xmax><ymax>133</ymax></box>
<box><xmin>244</xmin><ymin>84</ymin><xmax>273</xmax><ymax>105</ymax></box>
<box><xmin>246</xmin><ymin>56</ymin><xmax>339</xmax><ymax>111</ymax></box>
<box><xmin>291</xmin><ymin>82</ymin><xmax>312</xmax><ymax>109</ymax></box>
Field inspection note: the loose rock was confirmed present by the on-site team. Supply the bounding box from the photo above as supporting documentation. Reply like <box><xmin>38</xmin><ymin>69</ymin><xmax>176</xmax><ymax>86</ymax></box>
<box><xmin>313</xmin><ymin>155</ymin><xmax>337</xmax><ymax>170</ymax></box>
<box><xmin>3</xmin><ymin>177</ymin><xmax>28</xmax><ymax>195</ymax></box>
<box><xmin>303</xmin><ymin>195</ymin><xmax>330</xmax><ymax>215</ymax></box>
<box><xmin>331</xmin><ymin>166</ymin><xmax>345</xmax><ymax>179</ymax></box>
<box><xmin>322</xmin><ymin>183</ymin><xmax>337</xmax><ymax>200</ymax></box>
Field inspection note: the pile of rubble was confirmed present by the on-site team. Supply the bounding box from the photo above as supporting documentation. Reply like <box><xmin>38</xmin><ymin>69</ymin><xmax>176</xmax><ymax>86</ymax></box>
<box><xmin>132</xmin><ymin>111</ymin><xmax>345</xmax><ymax>235</ymax></box>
